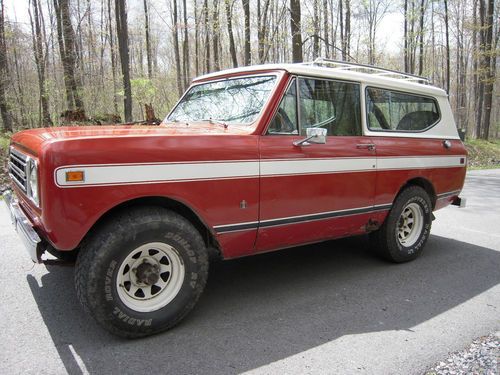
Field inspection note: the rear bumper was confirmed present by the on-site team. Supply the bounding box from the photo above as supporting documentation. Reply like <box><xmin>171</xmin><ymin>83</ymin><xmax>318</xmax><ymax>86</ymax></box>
<box><xmin>3</xmin><ymin>190</ymin><xmax>42</xmax><ymax>263</ymax></box>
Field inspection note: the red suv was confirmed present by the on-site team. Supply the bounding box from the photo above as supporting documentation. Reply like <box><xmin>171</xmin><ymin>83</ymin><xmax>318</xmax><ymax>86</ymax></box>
<box><xmin>4</xmin><ymin>60</ymin><xmax>466</xmax><ymax>337</ymax></box>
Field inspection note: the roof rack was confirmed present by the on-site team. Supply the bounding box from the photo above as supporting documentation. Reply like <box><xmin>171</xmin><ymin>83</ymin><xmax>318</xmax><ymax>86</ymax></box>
<box><xmin>304</xmin><ymin>58</ymin><xmax>430</xmax><ymax>85</ymax></box>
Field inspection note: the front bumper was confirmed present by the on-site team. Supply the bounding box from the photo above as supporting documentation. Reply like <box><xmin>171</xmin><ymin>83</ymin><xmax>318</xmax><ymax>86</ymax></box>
<box><xmin>3</xmin><ymin>190</ymin><xmax>42</xmax><ymax>263</ymax></box>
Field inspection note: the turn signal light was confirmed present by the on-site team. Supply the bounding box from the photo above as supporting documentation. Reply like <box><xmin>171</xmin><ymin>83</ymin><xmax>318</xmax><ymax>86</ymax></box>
<box><xmin>66</xmin><ymin>171</ymin><xmax>85</xmax><ymax>182</ymax></box>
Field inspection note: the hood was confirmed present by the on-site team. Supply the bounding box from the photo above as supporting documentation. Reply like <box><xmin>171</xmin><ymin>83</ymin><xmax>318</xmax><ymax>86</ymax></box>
<box><xmin>11</xmin><ymin>122</ymin><xmax>252</xmax><ymax>156</ymax></box>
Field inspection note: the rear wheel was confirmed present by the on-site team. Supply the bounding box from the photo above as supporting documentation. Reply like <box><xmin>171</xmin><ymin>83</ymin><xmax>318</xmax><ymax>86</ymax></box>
<box><xmin>370</xmin><ymin>186</ymin><xmax>432</xmax><ymax>263</ymax></box>
<box><xmin>75</xmin><ymin>206</ymin><xmax>209</xmax><ymax>338</ymax></box>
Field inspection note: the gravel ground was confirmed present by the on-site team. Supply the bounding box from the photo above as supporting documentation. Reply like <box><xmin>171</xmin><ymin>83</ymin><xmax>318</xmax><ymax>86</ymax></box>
<box><xmin>425</xmin><ymin>332</ymin><xmax>499</xmax><ymax>375</ymax></box>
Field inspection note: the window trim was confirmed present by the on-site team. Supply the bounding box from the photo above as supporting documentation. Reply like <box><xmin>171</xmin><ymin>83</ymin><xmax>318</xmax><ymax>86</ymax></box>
<box><xmin>364</xmin><ymin>86</ymin><xmax>442</xmax><ymax>134</ymax></box>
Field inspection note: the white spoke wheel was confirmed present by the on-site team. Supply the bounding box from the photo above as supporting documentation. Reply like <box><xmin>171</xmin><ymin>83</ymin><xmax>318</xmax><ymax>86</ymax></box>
<box><xmin>75</xmin><ymin>207</ymin><xmax>209</xmax><ymax>338</ymax></box>
<box><xmin>370</xmin><ymin>186</ymin><xmax>432</xmax><ymax>263</ymax></box>
<box><xmin>396</xmin><ymin>202</ymin><xmax>424</xmax><ymax>247</ymax></box>
<box><xmin>116</xmin><ymin>243</ymin><xmax>185</xmax><ymax>313</ymax></box>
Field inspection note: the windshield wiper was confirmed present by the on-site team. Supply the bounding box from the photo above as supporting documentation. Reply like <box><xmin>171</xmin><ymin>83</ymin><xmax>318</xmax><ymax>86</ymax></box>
<box><xmin>201</xmin><ymin>118</ymin><xmax>228</xmax><ymax>129</ymax></box>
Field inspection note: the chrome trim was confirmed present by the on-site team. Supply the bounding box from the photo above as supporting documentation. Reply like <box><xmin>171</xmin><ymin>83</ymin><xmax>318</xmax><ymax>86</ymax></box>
<box><xmin>3</xmin><ymin>190</ymin><xmax>42</xmax><ymax>263</ymax></box>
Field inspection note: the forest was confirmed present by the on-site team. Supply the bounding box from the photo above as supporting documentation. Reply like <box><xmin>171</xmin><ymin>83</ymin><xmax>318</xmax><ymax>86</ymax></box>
<box><xmin>0</xmin><ymin>0</ymin><xmax>498</xmax><ymax>139</ymax></box>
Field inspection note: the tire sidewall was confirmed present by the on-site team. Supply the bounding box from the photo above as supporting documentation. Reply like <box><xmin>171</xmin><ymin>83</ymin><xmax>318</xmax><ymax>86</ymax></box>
<box><xmin>84</xmin><ymin>214</ymin><xmax>207</xmax><ymax>336</ymax></box>
<box><xmin>387</xmin><ymin>187</ymin><xmax>432</xmax><ymax>262</ymax></box>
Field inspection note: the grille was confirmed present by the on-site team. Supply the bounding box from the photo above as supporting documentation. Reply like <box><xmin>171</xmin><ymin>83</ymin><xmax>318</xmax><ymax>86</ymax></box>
<box><xmin>8</xmin><ymin>148</ymin><xmax>28</xmax><ymax>192</ymax></box>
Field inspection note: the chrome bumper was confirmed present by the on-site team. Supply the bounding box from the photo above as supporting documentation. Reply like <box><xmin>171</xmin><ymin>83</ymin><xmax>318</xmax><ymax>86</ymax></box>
<box><xmin>3</xmin><ymin>190</ymin><xmax>42</xmax><ymax>263</ymax></box>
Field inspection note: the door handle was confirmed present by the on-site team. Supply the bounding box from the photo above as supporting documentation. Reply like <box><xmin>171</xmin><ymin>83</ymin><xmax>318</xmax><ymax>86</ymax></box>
<box><xmin>356</xmin><ymin>143</ymin><xmax>376</xmax><ymax>151</ymax></box>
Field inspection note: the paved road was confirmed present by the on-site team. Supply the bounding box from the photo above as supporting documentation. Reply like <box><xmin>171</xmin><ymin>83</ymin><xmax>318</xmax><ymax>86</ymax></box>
<box><xmin>0</xmin><ymin>170</ymin><xmax>499</xmax><ymax>375</ymax></box>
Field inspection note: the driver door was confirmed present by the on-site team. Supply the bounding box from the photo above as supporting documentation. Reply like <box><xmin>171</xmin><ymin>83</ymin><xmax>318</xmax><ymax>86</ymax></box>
<box><xmin>256</xmin><ymin>76</ymin><xmax>377</xmax><ymax>252</ymax></box>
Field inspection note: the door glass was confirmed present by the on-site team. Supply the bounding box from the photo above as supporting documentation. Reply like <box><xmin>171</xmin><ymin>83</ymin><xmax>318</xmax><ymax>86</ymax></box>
<box><xmin>298</xmin><ymin>78</ymin><xmax>361</xmax><ymax>136</ymax></box>
<box><xmin>267</xmin><ymin>79</ymin><xmax>298</xmax><ymax>134</ymax></box>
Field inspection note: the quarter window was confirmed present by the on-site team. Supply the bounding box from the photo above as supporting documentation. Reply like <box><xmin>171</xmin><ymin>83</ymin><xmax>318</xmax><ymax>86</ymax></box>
<box><xmin>366</xmin><ymin>88</ymin><xmax>439</xmax><ymax>132</ymax></box>
<box><xmin>298</xmin><ymin>78</ymin><xmax>361</xmax><ymax>136</ymax></box>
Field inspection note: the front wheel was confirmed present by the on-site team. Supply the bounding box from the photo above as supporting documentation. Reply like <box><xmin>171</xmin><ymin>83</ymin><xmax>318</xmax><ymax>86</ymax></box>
<box><xmin>75</xmin><ymin>206</ymin><xmax>209</xmax><ymax>338</ymax></box>
<box><xmin>370</xmin><ymin>186</ymin><xmax>432</xmax><ymax>263</ymax></box>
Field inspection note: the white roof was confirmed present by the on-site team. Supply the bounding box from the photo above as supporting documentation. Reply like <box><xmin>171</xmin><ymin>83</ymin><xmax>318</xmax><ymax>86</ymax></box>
<box><xmin>194</xmin><ymin>62</ymin><xmax>447</xmax><ymax>98</ymax></box>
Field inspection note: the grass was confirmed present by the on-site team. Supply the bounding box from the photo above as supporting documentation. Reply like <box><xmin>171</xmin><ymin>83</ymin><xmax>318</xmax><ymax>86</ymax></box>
<box><xmin>465</xmin><ymin>139</ymin><xmax>500</xmax><ymax>170</ymax></box>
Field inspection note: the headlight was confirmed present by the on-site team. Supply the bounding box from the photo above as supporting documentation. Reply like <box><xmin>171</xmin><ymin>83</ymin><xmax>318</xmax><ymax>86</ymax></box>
<box><xmin>27</xmin><ymin>158</ymin><xmax>39</xmax><ymax>206</ymax></box>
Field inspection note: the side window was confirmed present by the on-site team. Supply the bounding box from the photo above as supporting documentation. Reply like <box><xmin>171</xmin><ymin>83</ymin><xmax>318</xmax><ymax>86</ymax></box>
<box><xmin>366</xmin><ymin>88</ymin><xmax>440</xmax><ymax>132</ymax></box>
<box><xmin>298</xmin><ymin>78</ymin><xmax>361</xmax><ymax>136</ymax></box>
<box><xmin>267</xmin><ymin>79</ymin><xmax>298</xmax><ymax>134</ymax></box>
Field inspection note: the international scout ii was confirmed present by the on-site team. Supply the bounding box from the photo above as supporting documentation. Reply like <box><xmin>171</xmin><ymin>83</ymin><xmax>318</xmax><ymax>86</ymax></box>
<box><xmin>4</xmin><ymin>59</ymin><xmax>467</xmax><ymax>337</ymax></box>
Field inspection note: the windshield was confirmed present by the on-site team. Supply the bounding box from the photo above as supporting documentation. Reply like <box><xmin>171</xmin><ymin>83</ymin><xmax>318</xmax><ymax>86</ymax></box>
<box><xmin>166</xmin><ymin>75</ymin><xmax>277</xmax><ymax>125</ymax></box>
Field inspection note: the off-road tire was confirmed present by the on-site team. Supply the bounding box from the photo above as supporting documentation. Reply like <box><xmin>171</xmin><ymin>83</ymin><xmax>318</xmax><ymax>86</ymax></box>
<box><xmin>75</xmin><ymin>206</ymin><xmax>209</xmax><ymax>338</ymax></box>
<box><xmin>370</xmin><ymin>186</ymin><xmax>432</xmax><ymax>263</ymax></box>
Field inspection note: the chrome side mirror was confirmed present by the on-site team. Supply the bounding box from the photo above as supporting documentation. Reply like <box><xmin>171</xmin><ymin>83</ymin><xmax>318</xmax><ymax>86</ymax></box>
<box><xmin>293</xmin><ymin>128</ymin><xmax>327</xmax><ymax>147</ymax></box>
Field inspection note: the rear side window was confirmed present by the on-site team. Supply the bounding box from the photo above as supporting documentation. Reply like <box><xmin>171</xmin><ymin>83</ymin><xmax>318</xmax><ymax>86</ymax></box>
<box><xmin>366</xmin><ymin>87</ymin><xmax>439</xmax><ymax>132</ymax></box>
<box><xmin>299</xmin><ymin>78</ymin><xmax>361</xmax><ymax>136</ymax></box>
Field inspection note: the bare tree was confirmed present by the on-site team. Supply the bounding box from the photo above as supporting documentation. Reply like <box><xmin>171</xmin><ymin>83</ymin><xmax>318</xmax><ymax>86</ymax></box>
<box><xmin>0</xmin><ymin>0</ymin><xmax>13</xmax><ymax>131</ymax></box>
<box><xmin>54</xmin><ymin>0</ymin><xmax>85</xmax><ymax>114</ymax></box>
<box><xmin>144</xmin><ymin>0</ymin><xmax>153</xmax><ymax>79</ymax></box>
<box><xmin>29</xmin><ymin>0</ymin><xmax>52</xmax><ymax>126</ymax></box>
<box><xmin>224</xmin><ymin>0</ymin><xmax>238</xmax><ymax>67</ymax></box>
<box><xmin>213</xmin><ymin>0</ymin><xmax>221</xmax><ymax>71</ymax></box>
<box><xmin>444</xmin><ymin>0</ymin><xmax>450</xmax><ymax>93</ymax></box>
<box><xmin>115</xmin><ymin>0</ymin><xmax>132</xmax><ymax>122</ymax></box>
<box><xmin>182</xmin><ymin>0</ymin><xmax>189</xmax><ymax>87</ymax></box>
<box><xmin>290</xmin><ymin>0</ymin><xmax>303</xmax><ymax>62</ymax></box>
<box><xmin>360</xmin><ymin>0</ymin><xmax>391</xmax><ymax>65</ymax></box>
<box><xmin>172</xmin><ymin>0</ymin><xmax>183</xmax><ymax>94</ymax></box>
<box><xmin>242</xmin><ymin>0</ymin><xmax>251</xmax><ymax>65</ymax></box>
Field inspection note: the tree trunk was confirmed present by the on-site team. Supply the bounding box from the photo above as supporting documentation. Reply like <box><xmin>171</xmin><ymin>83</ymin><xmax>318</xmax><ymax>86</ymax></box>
<box><xmin>182</xmin><ymin>0</ymin><xmax>189</xmax><ymax>87</ymax></box>
<box><xmin>290</xmin><ymin>0</ymin><xmax>303</xmax><ymax>62</ymax></box>
<box><xmin>144</xmin><ymin>0</ymin><xmax>153</xmax><ymax>79</ymax></box>
<box><xmin>313</xmin><ymin>0</ymin><xmax>320</xmax><ymax>59</ymax></box>
<box><xmin>404</xmin><ymin>0</ymin><xmax>408</xmax><ymax>72</ymax></box>
<box><xmin>323</xmin><ymin>0</ymin><xmax>329</xmax><ymax>58</ymax></box>
<box><xmin>172</xmin><ymin>0</ymin><xmax>183</xmax><ymax>95</ymax></box>
<box><xmin>418</xmin><ymin>0</ymin><xmax>424</xmax><ymax>76</ymax></box>
<box><xmin>59</xmin><ymin>0</ymin><xmax>84</xmax><ymax>112</ymax></box>
<box><xmin>478</xmin><ymin>0</ymin><xmax>494</xmax><ymax>139</ymax></box>
<box><xmin>108</xmin><ymin>0</ymin><xmax>119</xmax><ymax>116</ymax></box>
<box><xmin>339</xmin><ymin>0</ymin><xmax>344</xmax><ymax>59</ymax></box>
<box><xmin>115</xmin><ymin>0</ymin><xmax>132</xmax><ymax>122</ymax></box>
<box><xmin>203</xmin><ymin>0</ymin><xmax>210</xmax><ymax>72</ymax></box>
<box><xmin>29</xmin><ymin>0</ymin><xmax>52</xmax><ymax>126</ymax></box>
<box><xmin>443</xmin><ymin>0</ymin><xmax>450</xmax><ymax>93</ymax></box>
<box><xmin>0</xmin><ymin>0</ymin><xmax>13</xmax><ymax>131</ymax></box>
<box><xmin>242</xmin><ymin>0</ymin><xmax>251</xmax><ymax>65</ymax></box>
<box><xmin>257</xmin><ymin>0</ymin><xmax>271</xmax><ymax>63</ymax></box>
<box><xmin>345</xmin><ymin>0</ymin><xmax>351</xmax><ymax>59</ymax></box>
<box><xmin>194</xmin><ymin>0</ymin><xmax>199</xmax><ymax>76</ymax></box>
<box><xmin>225</xmin><ymin>0</ymin><xmax>238</xmax><ymax>67</ymax></box>
<box><xmin>213</xmin><ymin>0</ymin><xmax>220</xmax><ymax>71</ymax></box>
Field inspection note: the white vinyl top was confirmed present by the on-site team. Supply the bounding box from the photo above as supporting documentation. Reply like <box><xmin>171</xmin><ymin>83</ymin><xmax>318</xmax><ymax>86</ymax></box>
<box><xmin>194</xmin><ymin>62</ymin><xmax>448</xmax><ymax>98</ymax></box>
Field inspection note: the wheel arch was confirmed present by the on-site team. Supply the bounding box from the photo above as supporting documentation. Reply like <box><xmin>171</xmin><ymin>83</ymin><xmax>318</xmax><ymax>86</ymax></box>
<box><xmin>80</xmin><ymin>196</ymin><xmax>221</xmax><ymax>257</ymax></box>
<box><xmin>398</xmin><ymin>177</ymin><xmax>437</xmax><ymax>209</ymax></box>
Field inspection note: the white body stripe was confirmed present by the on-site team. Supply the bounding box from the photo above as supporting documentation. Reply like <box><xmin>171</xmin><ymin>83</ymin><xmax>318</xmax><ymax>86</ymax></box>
<box><xmin>377</xmin><ymin>155</ymin><xmax>464</xmax><ymax>170</ymax></box>
<box><xmin>261</xmin><ymin>158</ymin><xmax>375</xmax><ymax>176</ymax></box>
<box><xmin>55</xmin><ymin>161</ymin><xmax>259</xmax><ymax>187</ymax></box>
<box><xmin>55</xmin><ymin>155</ymin><xmax>465</xmax><ymax>187</ymax></box>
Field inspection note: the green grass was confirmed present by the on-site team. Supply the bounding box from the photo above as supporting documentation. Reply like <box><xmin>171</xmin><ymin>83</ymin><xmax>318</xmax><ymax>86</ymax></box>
<box><xmin>0</xmin><ymin>133</ymin><xmax>10</xmax><ymax>152</ymax></box>
<box><xmin>465</xmin><ymin>139</ymin><xmax>500</xmax><ymax>170</ymax></box>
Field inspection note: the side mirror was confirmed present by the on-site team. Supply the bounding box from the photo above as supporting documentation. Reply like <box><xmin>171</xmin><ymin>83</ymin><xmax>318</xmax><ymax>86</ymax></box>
<box><xmin>293</xmin><ymin>128</ymin><xmax>327</xmax><ymax>147</ymax></box>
